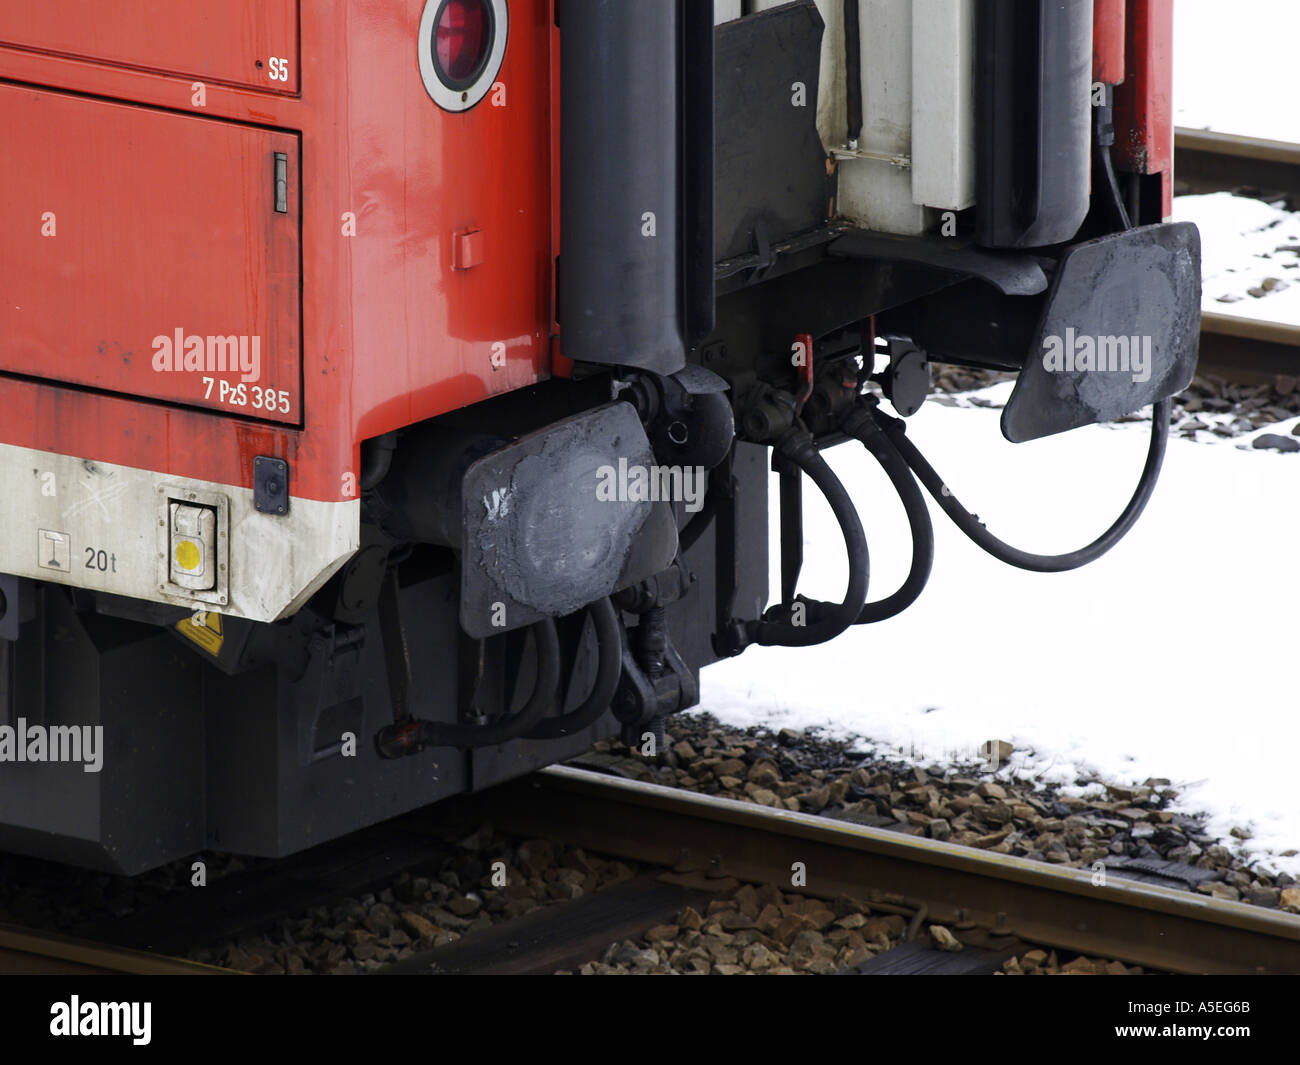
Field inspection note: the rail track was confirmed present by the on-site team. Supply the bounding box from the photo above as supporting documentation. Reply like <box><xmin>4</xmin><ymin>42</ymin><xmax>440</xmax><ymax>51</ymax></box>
<box><xmin>7</xmin><ymin>765</ymin><xmax>1297</xmax><ymax>975</ymax></box>
<box><xmin>0</xmin><ymin>923</ymin><xmax>224</xmax><ymax>975</ymax></box>
<box><xmin>1176</xmin><ymin>127</ymin><xmax>1300</xmax><ymax>206</ymax></box>
<box><xmin>454</xmin><ymin>767</ymin><xmax>1300</xmax><ymax>975</ymax></box>
<box><xmin>1198</xmin><ymin>312</ymin><xmax>1300</xmax><ymax>382</ymax></box>
<box><xmin>1176</xmin><ymin>126</ymin><xmax>1300</xmax><ymax>380</ymax></box>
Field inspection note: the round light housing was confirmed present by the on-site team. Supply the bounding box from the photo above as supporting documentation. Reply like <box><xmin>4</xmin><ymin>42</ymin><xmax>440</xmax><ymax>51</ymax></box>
<box><xmin>436</xmin><ymin>0</ymin><xmax>490</xmax><ymax>85</ymax></box>
<box><xmin>418</xmin><ymin>0</ymin><xmax>508</xmax><ymax>112</ymax></box>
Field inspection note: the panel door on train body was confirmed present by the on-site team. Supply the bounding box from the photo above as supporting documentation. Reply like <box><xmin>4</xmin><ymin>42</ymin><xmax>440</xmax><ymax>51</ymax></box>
<box><xmin>0</xmin><ymin>0</ymin><xmax>300</xmax><ymax>93</ymax></box>
<box><xmin>0</xmin><ymin>85</ymin><xmax>302</xmax><ymax>425</ymax></box>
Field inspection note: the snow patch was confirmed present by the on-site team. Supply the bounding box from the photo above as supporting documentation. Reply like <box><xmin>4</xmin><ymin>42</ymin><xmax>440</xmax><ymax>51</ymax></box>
<box><xmin>700</xmin><ymin>400</ymin><xmax>1300</xmax><ymax>875</ymax></box>
<box><xmin>1172</xmin><ymin>193</ymin><xmax>1300</xmax><ymax>325</ymax></box>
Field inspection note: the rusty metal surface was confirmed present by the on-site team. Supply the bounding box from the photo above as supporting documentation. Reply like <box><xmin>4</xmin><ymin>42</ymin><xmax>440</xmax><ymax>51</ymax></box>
<box><xmin>1198</xmin><ymin>312</ymin><xmax>1300</xmax><ymax>380</ymax></box>
<box><xmin>479</xmin><ymin>767</ymin><xmax>1300</xmax><ymax>975</ymax></box>
<box><xmin>0</xmin><ymin>923</ymin><xmax>229</xmax><ymax>975</ymax></box>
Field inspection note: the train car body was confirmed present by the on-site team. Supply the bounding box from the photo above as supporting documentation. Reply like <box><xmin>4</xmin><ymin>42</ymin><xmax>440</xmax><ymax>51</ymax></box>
<box><xmin>0</xmin><ymin>0</ymin><xmax>1197</xmax><ymax>873</ymax></box>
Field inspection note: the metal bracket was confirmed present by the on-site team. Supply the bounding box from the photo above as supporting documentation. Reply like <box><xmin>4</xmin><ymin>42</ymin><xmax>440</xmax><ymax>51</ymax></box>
<box><xmin>254</xmin><ymin>456</ymin><xmax>290</xmax><ymax>516</ymax></box>
<box><xmin>828</xmin><ymin>229</ymin><xmax>1049</xmax><ymax>297</ymax></box>
<box><xmin>612</xmin><ymin>635</ymin><xmax>699</xmax><ymax>746</ymax></box>
<box><xmin>297</xmin><ymin>622</ymin><xmax>366</xmax><ymax>766</ymax></box>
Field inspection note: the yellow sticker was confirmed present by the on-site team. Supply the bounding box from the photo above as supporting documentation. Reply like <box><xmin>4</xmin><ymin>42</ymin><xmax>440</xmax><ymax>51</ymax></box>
<box><xmin>174</xmin><ymin>540</ymin><xmax>201</xmax><ymax>571</ymax></box>
<box><xmin>177</xmin><ymin>610</ymin><xmax>224</xmax><ymax>656</ymax></box>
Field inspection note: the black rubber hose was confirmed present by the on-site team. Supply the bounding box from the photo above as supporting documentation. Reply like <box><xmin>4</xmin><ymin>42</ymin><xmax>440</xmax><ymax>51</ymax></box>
<box><xmin>840</xmin><ymin>404</ymin><xmax>935</xmax><ymax>623</ymax></box>
<box><xmin>879</xmin><ymin>399</ymin><xmax>1171</xmax><ymax>573</ymax></box>
<box><xmin>524</xmin><ymin>597</ymin><xmax>624</xmax><ymax>739</ymax></box>
<box><xmin>359</xmin><ymin>433</ymin><xmax>398</xmax><ymax>491</ymax></box>
<box><xmin>375</xmin><ymin>618</ymin><xmax>561</xmax><ymax>755</ymax></box>
<box><xmin>753</xmin><ymin>427</ymin><xmax>869</xmax><ymax>647</ymax></box>
<box><xmin>678</xmin><ymin>488</ymin><xmax>717</xmax><ymax>553</ymax></box>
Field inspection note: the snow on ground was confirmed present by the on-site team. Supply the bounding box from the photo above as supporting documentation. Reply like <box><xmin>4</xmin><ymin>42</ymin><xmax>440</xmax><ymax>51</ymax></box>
<box><xmin>699</xmin><ymin>395</ymin><xmax>1300</xmax><ymax>875</ymax></box>
<box><xmin>1175</xmin><ymin>2</ymin><xmax>1300</xmax><ymax>143</ymax></box>
<box><xmin>1173</xmin><ymin>4</ymin><xmax>1300</xmax><ymax>326</ymax></box>
<box><xmin>1173</xmin><ymin>193</ymin><xmax>1300</xmax><ymax>325</ymax></box>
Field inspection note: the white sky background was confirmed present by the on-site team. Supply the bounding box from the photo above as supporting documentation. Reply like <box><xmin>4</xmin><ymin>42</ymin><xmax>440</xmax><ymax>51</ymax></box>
<box><xmin>698</xmin><ymin>4</ymin><xmax>1300</xmax><ymax>875</ymax></box>
<box><xmin>1174</xmin><ymin>1</ymin><xmax>1300</xmax><ymax>143</ymax></box>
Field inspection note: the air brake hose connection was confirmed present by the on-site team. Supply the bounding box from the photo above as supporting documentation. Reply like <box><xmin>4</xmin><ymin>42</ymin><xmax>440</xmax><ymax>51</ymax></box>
<box><xmin>763</xmin><ymin>399</ymin><xmax>935</xmax><ymax>633</ymax></box>
<box><xmin>524</xmin><ymin>597</ymin><xmax>624</xmax><ymax>739</ymax></box>
<box><xmin>375</xmin><ymin>617</ymin><xmax>562</xmax><ymax>756</ymax></box>
<box><xmin>359</xmin><ymin>433</ymin><xmax>398</xmax><ymax>491</ymax></box>
<box><xmin>839</xmin><ymin>401</ymin><xmax>935</xmax><ymax>623</ymax></box>
<box><xmin>877</xmin><ymin>399</ymin><xmax>1172</xmax><ymax>573</ymax></box>
<box><xmin>747</xmin><ymin>426</ymin><xmax>870</xmax><ymax>649</ymax></box>
<box><xmin>375</xmin><ymin>597</ymin><xmax>625</xmax><ymax>756</ymax></box>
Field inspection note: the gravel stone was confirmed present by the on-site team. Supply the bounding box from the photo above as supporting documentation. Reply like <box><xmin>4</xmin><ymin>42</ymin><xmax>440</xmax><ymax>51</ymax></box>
<box><xmin>1252</xmin><ymin>433</ymin><xmax>1299</xmax><ymax>452</ymax></box>
<box><xmin>570</xmin><ymin>712</ymin><xmax>1288</xmax><ymax>918</ymax></box>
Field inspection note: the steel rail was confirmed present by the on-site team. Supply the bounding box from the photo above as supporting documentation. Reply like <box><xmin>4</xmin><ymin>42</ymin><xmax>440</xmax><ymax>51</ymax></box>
<box><xmin>0</xmin><ymin>922</ymin><xmax>229</xmax><ymax>974</ymax></box>
<box><xmin>1176</xmin><ymin>127</ymin><xmax>1300</xmax><ymax>203</ymax></box>
<box><xmin>1198</xmin><ymin>311</ymin><xmax>1300</xmax><ymax>380</ymax></box>
<box><xmin>479</xmin><ymin>766</ymin><xmax>1300</xmax><ymax>975</ymax></box>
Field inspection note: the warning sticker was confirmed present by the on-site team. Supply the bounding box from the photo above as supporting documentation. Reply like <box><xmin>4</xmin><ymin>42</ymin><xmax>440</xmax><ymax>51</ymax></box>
<box><xmin>38</xmin><ymin>529</ymin><xmax>71</xmax><ymax>571</ymax></box>
<box><xmin>176</xmin><ymin>610</ymin><xmax>224</xmax><ymax>656</ymax></box>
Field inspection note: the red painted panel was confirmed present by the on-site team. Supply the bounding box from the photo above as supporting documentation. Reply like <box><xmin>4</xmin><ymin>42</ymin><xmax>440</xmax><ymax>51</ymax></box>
<box><xmin>1093</xmin><ymin>0</ymin><xmax>1126</xmax><ymax>84</ymax></box>
<box><xmin>0</xmin><ymin>0</ymin><xmax>299</xmax><ymax>92</ymax></box>
<box><xmin>343</xmin><ymin>0</ymin><xmax>555</xmax><ymax>439</ymax></box>
<box><xmin>0</xmin><ymin>85</ymin><xmax>301</xmax><ymax>424</ymax></box>
<box><xmin>0</xmin><ymin>0</ymin><xmax>555</xmax><ymax>502</ymax></box>
<box><xmin>1113</xmin><ymin>0</ymin><xmax>1174</xmax><ymax>216</ymax></box>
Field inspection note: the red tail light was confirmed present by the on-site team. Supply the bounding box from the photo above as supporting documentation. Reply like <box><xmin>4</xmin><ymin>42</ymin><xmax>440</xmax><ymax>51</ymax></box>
<box><xmin>434</xmin><ymin>0</ymin><xmax>492</xmax><ymax>88</ymax></box>
<box><xmin>418</xmin><ymin>0</ymin><xmax>508</xmax><ymax>112</ymax></box>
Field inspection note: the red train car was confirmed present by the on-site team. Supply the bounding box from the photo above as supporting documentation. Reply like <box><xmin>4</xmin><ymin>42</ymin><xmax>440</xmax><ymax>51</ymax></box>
<box><xmin>0</xmin><ymin>0</ymin><xmax>1197</xmax><ymax>872</ymax></box>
